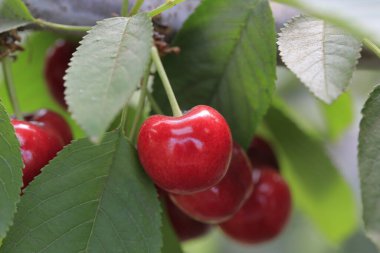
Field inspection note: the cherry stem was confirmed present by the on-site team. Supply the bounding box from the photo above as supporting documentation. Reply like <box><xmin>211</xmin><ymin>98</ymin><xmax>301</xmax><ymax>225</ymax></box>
<box><xmin>148</xmin><ymin>0</ymin><xmax>186</xmax><ymax>18</ymax></box>
<box><xmin>121</xmin><ymin>0</ymin><xmax>129</xmax><ymax>16</ymax></box>
<box><xmin>147</xmin><ymin>92</ymin><xmax>163</xmax><ymax>114</ymax></box>
<box><xmin>150</xmin><ymin>46</ymin><xmax>182</xmax><ymax>117</ymax></box>
<box><xmin>364</xmin><ymin>38</ymin><xmax>380</xmax><ymax>59</ymax></box>
<box><xmin>129</xmin><ymin>0</ymin><xmax>145</xmax><ymax>16</ymax></box>
<box><xmin>34</xmin><ymin>19</ymin><xmax>91</xmax><ymax>32</ymax></box>
<box><xmin>129</xmin><ymin>60</ymin><xmax>153</xmax><ymax>142</ymax></box>
<box><xmin>1</xmin><ymin>57</ymin><xmax>23</xmax><ymax>120</ymax></box>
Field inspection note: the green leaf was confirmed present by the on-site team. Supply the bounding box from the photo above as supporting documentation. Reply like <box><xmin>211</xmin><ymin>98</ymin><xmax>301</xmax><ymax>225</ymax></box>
<box><xmin>161</xmin><ymin>203</ymin><xmax>184</xmax><ymax>253</ymax></box>
<box><xmin>153</xmin><ymin>0</ymin><xmax>276</xmax><ymax>148</ymax></box>
<box><xmin>278</xmin><ymin>15</ymin><xmax>361</xmax><ymax>103</ymax></box>
<box><xmin>0</xmin><ymin>102</ymin><xmax>23</xmax><ymax>241</ymax></box>
<box><xmin>0</xmin><ymin>0</ymin><xmax>34</xmax><ymax>32</ymax></box>
<box><xmin>273</xmin><ymin>0</ymin><xmax>380</xmax><ymax>45</ymax></box>
<box><xmin>1</xmin><ymin>131</ymin><xmax>162</xmax><ymax>253</ymax></box>
<box><xmin>318</xmin><ymin>93</ymin><xmax>354</xmax><ymax>140</ymax></box>
<box><xmin>265</xmin><ymin>105</ymin><xmax>357</xmax><ymax>243</ymax></box>
<box><xmin>65</xmin><ymin>14</ymin><xmax>153</xmax><ymax>142</ymax></box>
<box><xmin>359</xmin><ymin>85</ymin><xmax>380</xmax><ymax>249</ymax></box>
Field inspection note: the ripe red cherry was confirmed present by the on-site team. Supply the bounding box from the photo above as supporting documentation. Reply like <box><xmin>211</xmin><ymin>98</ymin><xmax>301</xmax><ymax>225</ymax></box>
<box><xmin>24</xmin><ymin>109</ymin><xmax>73</xmax><ymax>145</ymax></box>
<box><xmin>170</xmin><ymin>142</ymin><xmax>253</xmax><ymax>224</ymax></box>
<box><xmin>247</xmin><ymin>136</ymin><xmax>279</xmax><ymax>169</ymax></box>
<box><xmin>12</xmin><ymin>116</ymin><xmax>66</xmax><ymax>188</ymax></box>
<box><xmin>44</xmin><ymin>40</ymin><xmax>77</xmax><ymax>108</ymax></box>
<box><xmin>137</xmin><ymin>105</ymin><xmax>232</xmax><ymax>194</ymax></box>
<box><xmin>220</xmin><ymin>168</ymin><xmax>291</xmax><ymax>244</ymax></box>
<box><xmin>160</xmin><ymin>190</ymin><xmax>210</xmax><ymax>241</ymax></box>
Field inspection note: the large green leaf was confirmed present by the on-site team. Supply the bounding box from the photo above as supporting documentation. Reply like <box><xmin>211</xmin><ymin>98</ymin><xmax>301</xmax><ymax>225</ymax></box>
<box><xmin>153</xmin><ymin>0</ymin><xmax>276</xmax><ymax>148</ymax></box>
<box><xmin>0</xmin><ymin>0</ymin><xmax>34</xmax><ymax>32</ymax></box>
<box><xmin>65</xmin><ymin>14</ymin><xmax>153</xmax><ymax>142</ymax></box>
<box><xmin>278</xmin><ymin>15</ymin><xmax>361</xmax><ymax>103</ymax></box>
<box><xmin>0</xmin><ymin>102</ymin><xmax>23</xmax><ymax>241</ymax></box>
<box><xmin>1</xmin><ymin>131</ymin><xmax>162</xmax><ymax>253</ymax></box>
<box><xmin>359</xmin><ymin>85</ymin><xmax>380</xmax><ymax>249</ymax></box>
<box><xmin>274</xmin><ymin>0</ymin><xmax>380</xmax><ymax>44</ymax></box>
<box><xmin>265</xmin><ymin>105</ymin><xmax>357</xmax><ymax>243</ymax></box>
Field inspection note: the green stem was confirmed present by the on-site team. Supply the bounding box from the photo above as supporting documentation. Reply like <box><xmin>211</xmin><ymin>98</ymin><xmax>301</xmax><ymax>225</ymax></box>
<box><xmin>150</xmin><ymin>47</ymin><xmax>182</xmax><ymax>117</ymax></box>
<box><xmin>1</xmin><ymin>57</ymin><xmax>22</xmax><ymax>120</ymax></box>
<box><xmin>147</xmin><ymin>92</ymin><xmax>163</xmax><ymax>114</ymax></box>
<box><xmin>148</xmin><ymin>0</ymin><xmax>186</xmax><ymax>17</ymax></box>
<box><xmin>129</xmin><ymin>60</ymin><xmax>152</xmax><ymax>141</ymax></box>
<box><xmin>121</xmin><ymin>0</ymin><xmax>129</xmax><ymax>16</ymax></box>
<box><xmin>119</xmin><ymin>105</ymin><xmax>130</xmax><ymax>132</ymax></box>
<box><xmin>364</xmin><ymin>38</ymin><xmax>380</xmax><ymax>59</ymax></box>
<box><xmin>129</xmin><ymin>0</ymin><xmax>145</xmax><ymax>16</ymax></box>
<box><xmin>34</xmin><ymin>19</ymin><xmax>91</xmax><ymax>32</ymax></box>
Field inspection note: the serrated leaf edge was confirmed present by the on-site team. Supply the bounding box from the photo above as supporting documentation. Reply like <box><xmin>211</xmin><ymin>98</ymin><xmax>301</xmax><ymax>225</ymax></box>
<box><xmin>0</xmin><ymin>106</ymin><xmax>23</xmax><ymax>242</ymax></box>
<box><xmin>278</xmin><ymin>14</ymin><xmax>362</xmax><ymax>104</ymax></box>
<box><xmin>63</xmin><ymin>15</ymin><xmax>153</xmax><ymax>143</ymax></box>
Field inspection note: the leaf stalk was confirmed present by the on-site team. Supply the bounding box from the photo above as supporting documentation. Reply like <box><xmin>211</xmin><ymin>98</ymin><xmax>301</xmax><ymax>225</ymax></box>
<box><xmin>34</xmin><ymin>19</ymin><xmax>91</xmax><ymax>32</ymax></box>
<box><xmin>1</xmin><ymin>57</ymin><xmax>23</xmax><ymax>120</ymax></box>
<box><xmin>148</xmin><ymin>0</ymin><xmax>186</xmax><ymax>17</ymax></box>
<box><xmin>364</xmin><ymin>38</ymin><xmax>380</xmax><ymax>59</ymax></box>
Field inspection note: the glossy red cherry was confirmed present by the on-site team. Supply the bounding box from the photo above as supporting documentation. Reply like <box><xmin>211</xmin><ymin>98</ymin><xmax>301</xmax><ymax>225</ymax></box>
<box><xmin>137</xmin><ymin>105</ymin><xmax>232</xmax><ymax>194</ymax></box>
<box><xmin>220</xmin><ymin>168</ymin><xmax>291</xmax><ymax>244</ymax></box>
<box><xmin>247</xmin><ymin>136</ymin><xmax>279</xmax><ymax>170</ymax></box>
<box><xmin>170</xmin><ymin>142</ymin><xmax>253</xmax><ymax>224</ymax></box>
<box><xmin>44</xmin><ymin>40</ymin><xmax>77</xmax><ymax>108</ymax></box>
<box><xmin>12</xmin><ymin>117</ymin><xmax>66</xmax><ymax>188</ymax></box>
<box><xmin>24</xmin><ymin>109</ymin><xmax>73</xmax><ymax>145</ymax></box>
<box><xmin>160</xmin><ymin>189</ymin><xmax>210</xmax><ymax>241</ymax></box>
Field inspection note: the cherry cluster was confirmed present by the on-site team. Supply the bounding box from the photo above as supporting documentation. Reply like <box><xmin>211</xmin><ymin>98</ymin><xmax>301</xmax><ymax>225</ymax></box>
<box><xmin>10</xmin><ymin>40</ymin><xmax>75</xmax><ymax>191</ymax></box>
<box><xmin>17</xmin><ymin>39</ymin><xmax>291</xmax><ymax>246</ymax></box>
<box><xmin>137</xmin><ymin>107</ymin><xmax>292</xmax><ymax>244</ymax></box>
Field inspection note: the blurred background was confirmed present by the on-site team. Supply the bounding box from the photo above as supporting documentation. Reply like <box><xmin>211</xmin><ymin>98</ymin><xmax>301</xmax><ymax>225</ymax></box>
<box><xmin>2</xmin><ymin>1</ymin><xmax>380</xmax><ymax>252</ymax></box>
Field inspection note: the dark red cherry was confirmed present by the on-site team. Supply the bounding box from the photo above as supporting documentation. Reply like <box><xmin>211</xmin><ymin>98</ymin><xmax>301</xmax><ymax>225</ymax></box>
<box><xmin>160</xmin><ymin>190</ymin><xmax>210</xmax><ymax>241</ymax></box>
<box><xmin>170</xmin><ymin>142</ymin><xmax>253</xmax><ymax>224</ymax></box>
<box><xmin>12</xmin><ymin>118</ymin><xmax>66</xmax><ymax>188</ymax></box>
<box><xmin>137</xmin><ymin>105</ymin><xmax>232</xmax><ymax>194</ymax></box>
<box><xmin>24</xmin><ymin>109</ymin><xmax>73</xmax><ymax>145</ymax></box>
<box><xmin>44</xmin><ymin>40</ymin><xmax>77</xmax><ymax>108</ymax></box>
<box><xmin>220</xmin><ymin>168</ymin><xmax>291</xmax><ymax>244</ymax></box>
<box><xmin>247</xmin><ymin>136</ymin><xmax>279</xmax><ymax>169</ymax></box>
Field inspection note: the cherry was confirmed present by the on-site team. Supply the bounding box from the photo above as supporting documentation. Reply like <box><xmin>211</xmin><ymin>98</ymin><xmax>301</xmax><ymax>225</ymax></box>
<box><xmin>12</xmin><ymin>112</ymin><xmax>68</xmax><ymax>188</ymax></box>
<box><xmin>137</xmin><ymin>105</ymin><xmax>232</xmax><ymax>194</ymax></box>
<box><xmin>220</xmin><ymin>168</ymin><xmax>291</xmax><ymax>244</ymax></box>
<box><xmin>247</xmin><ymin>136</ymin><xmax>279</xmax><ymax>169</ymax></box>
<box><xmin>44</xmin><ymin>40</ymin><xmax>77</xmax><ymax>108</ymax></box>
<box><xmin>24</xmin><ymin>109</ymin><xmax>73</xmax><ymax>145</ymax></box>
<box><xmin>170</xmin><ymin>142</ymin><xmax>253</xmax><ymax>224</ymax></box>
<box><xmin>160</xmin><ymin>189</ymin><xmax>210</xmax><ymax>241</ymax></box>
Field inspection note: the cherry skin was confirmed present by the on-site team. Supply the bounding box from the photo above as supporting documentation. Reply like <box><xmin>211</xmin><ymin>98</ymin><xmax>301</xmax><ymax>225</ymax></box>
<box><xmin>160</xmin><ymin>189</ymin><xmax>210</xmax><ymax>241</ymax></box>
<box><xmin>12</xmin><ymin>117</ymin><xmax>66</xmax><ymax>188</ymax></box>
<box><xmin>220</xmin><ymin>168</ymin><xmax>291</xmax><ymax>244</ymax></box>
<box><xmin>24</xmin><ymin>109</ymin><xmax>73</xmax><ymax>145</ymax></box>
<box><xmin>44</xmin><ymin>40</ymin><xmax>77</xmax><ymax>108</ymax></box>
<box><xmin>170</xmin><ymin>142</ymin><xmax>253</xmax><ymax>224</ymax></box>
<box><xmin>137</xmin><ymin>105</ymin><xmax>232</xmax><ymax>194</ymax></box>
<box><xmin>247</xmin><ymin>136</ymin><xmax>279</xmax><ymax>170</ymax></box>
